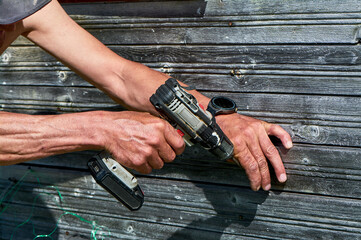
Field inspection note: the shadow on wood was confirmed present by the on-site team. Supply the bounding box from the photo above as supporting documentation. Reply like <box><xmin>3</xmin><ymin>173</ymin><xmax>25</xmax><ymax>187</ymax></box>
<box><xmin>167</xmin><ymin>185</ymin><xmax>269</xmax><ymax>240</ymax></box>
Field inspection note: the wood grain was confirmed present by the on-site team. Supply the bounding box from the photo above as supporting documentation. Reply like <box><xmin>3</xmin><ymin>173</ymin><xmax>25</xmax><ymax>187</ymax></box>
<box><xmin>1</xmin><ymin>0</ymin><xmax>361</xmax><ymax>239</ymax></box>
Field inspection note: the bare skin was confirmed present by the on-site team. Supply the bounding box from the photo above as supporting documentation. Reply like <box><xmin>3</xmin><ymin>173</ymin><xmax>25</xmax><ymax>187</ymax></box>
<box><xmin>0</xmin><ymin>0</ymin><xmax>293</xmax><ymax>191</ymax></box>
<box><xmin>0</xmin><ymin>111</ymin><xmax>185</xmax><ymax>174</ymax></box>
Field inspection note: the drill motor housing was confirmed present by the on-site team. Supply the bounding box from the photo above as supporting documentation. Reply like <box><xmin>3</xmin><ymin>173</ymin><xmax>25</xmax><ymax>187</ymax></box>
<box><xmin>150</xmin><ymin>78</ymin><xmax>234</xmax><ymax>161</ymax></box>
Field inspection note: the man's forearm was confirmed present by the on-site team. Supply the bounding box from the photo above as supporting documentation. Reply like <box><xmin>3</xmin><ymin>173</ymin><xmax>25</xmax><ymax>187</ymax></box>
<box><xmin>0</xmin><ymin>111</ymin><xmax>103</xmax><ymax>165</ymax></box>
<box><xmin>107</xmin><ymin>60</ymin><xmax>211</xmax><ymax>113</ymax></box>
<box><xmin>20</xmin><ymin>0</ymin><xmax>209</xmax><ymax>114</ymax></box>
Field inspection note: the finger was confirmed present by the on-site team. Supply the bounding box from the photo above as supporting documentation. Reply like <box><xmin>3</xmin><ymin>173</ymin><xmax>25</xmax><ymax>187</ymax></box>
<box><xmin>114</xmin><ymin>152</ymin><xmax>153</xmax><ymax>174</ymax></box>
<box><xmin>235</xmin><ymin>143</ymin><xmax>262</xmax><ymax>191</ymax></box>
<box><xmin>248</xmin><ymin>143</ymin><xmax>271</xmax><ymax>191</ymax></box>
<box><xmin>164</xmin><ymin>123</ymin><xmax>186</xmax><ymax>155</ymax></box>
<box><xmin>158</xmin><ymin>143</ymin><xmax>176</xmax><ymax>163</ymax></box>
<box><xmin>135</xmin><ymin>163</ymin><xmax>153</xmax><ymax>174</ymax></box>
<box><xmin>143</xmin><ymin>146</ymin><xmax>164</xmax><ymax>170</ymax></box>
<box><xmin>148</xmin><ymin>155</ymin><xmax>164</xmax><ymax>169</ymax></box>
<box><xmin>259</xmin><ymin>130</ymin><xmax>287</xmax><ymax>183</ymax></box>
<box><xmin>118</xmin><ymin>155</ymin><xmax>153</xmax><ymax>174</ymax></box>
<box><xmin>266</xmin><ymin>123</ymin><xmax>293</xmax><ymax>149</ymax></box>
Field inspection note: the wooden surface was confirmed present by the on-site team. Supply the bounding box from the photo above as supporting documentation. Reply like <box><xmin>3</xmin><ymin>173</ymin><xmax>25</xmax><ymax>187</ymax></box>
<box><xmin>1</xmin><ymin>0</ymin><xmax>361</xmax><ymax>239</ymax></box>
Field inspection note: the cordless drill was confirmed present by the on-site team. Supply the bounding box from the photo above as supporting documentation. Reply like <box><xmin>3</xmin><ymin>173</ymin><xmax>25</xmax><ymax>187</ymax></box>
<box><xmin>88</xmin><ymin>78</ymin><xmax>235</xmax><ymax>211</ymax></box>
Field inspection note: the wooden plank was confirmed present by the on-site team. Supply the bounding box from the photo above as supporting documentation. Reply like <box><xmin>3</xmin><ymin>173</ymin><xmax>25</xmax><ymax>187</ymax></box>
<box><xmin>3</xmin><ymin>44</ymin><xmax>361</xmax><ymax>97</ymax></box>
<box><xmin>2</xmin><ymin>86</ymin><xmax>359</xmax><ymax>119</ymax></box>
<box><xmin>6</xmin><ymin>61</ymin><xmax>361</xmax><ymax>76</ymax></box>
<box><xmin>5</xmin><ymin>45</ymin><xmax>361</xmax><ymax>66</ymax></box>
<box><xmin>204</xmin><ymin>0</ymin><xmax>361</xmax><ymax>16</ymax></box>
<box><xmin>1</xmin><ymin>165</ymin><xmax>361</xmax><ymax>240</ymax></box>
<box><xmin>70</xmin><ymin>13</ymin><xmax>361</xmax><ymax>27</ymax></box>
<box><xmin>24</xmin><ymin>142</ymin><xmax>361</xmax><ymax>199</ymax></box>
<box><xmin>2</xmin><ymin>70</ymin><xmax>361</xmax><ymax>97</ymax></box>
<box><xmin>63</xmin><ymin>0</ymin><xmax>208</xmax><ymax>18</ymax></box>
<box><xmin>2</xmin><ymin>68</ymin><xmax>361</xmax><ymax>97</ymax></box>
<box><xmin>60</xmin><ymin>0</ymin><xmax>361</xmax><ymax>18</ymax></box>
<box><xmin>10</xmin><ymin>23</ymin><xmax>360</xmax><ymax>46</ymax></box>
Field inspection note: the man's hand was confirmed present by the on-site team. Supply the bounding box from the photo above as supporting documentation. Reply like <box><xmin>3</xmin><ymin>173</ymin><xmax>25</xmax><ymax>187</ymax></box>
<box><xmin>215</xmin><ymin>113</ymin><xmax>293</xmax><ymax>191</ymax></box>
<box><xmin>0</xmin><ymin>111</ymin><xmax>185</xmax><ymax>172</ymax></box>
<box><xmin>97</xmin><ymin>111</ymin><xmax>185</xmax><ymax>174</ymax></box>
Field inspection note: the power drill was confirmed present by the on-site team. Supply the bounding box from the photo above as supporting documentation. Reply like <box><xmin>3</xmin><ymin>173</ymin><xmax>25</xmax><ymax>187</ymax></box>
<box><xmin>88</xmin><ymin>78</ymin><xmax>235</xmax><ymax>211</ymax></box>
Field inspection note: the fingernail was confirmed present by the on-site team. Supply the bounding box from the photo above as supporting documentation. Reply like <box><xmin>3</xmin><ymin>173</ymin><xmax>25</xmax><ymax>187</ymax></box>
<box><xmin>253</xmin><ymin>185</ymin><xmax>261</xmax><ymax>191</ymax></box>
<box><xmin>264</xmin><ymin>184</ymin><xmax>271</xmax><ymax>191</ymax></box>
<box><xmin>279</xmin><ymin>173</ymin><xmax>287</xmax><ymax>182</ymax></box>
<box><xmin>286</xmin><ymin>141</ymin><xmax>293</xmax><ymax>149</ymax></box>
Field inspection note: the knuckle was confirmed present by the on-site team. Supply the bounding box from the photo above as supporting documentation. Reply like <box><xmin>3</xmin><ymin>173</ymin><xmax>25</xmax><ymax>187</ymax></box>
<box><xmin>149</xmin><ymin>135</ymin><xmax>162</xmax><ymax>146</ymax></box>
<box><xmin>154</xmin><ymin>160</ymin><xmax>164</xmax><ymax>169</ymax></box>
<box><xmin>250</xmin><ymin>121</ymin><xmax>262</xmax><ymax>129</ymax></box>
<box><xmin>142</xmin><ymin>146</ymin><xmax>154</xmax><ymax>158</ymax></box>
<box><xmin>154</xmin><ymin>120</ymin><xmax>167</xmax><ymax>130</ymax></box>
<box><xmin>266</xmin><ymin>145</ymin><xmax>278</xmax><ymax>156</ymax></box>
<box><xmin>132</xmin><ymin>158</ymin><xmax>145</xmax><ymax>168</ymax></box>
<box><xmin>268</xmin><ymin>124</ymin><xmax>279</xmax><ymax>133</ymax></box>
<box><xmin>235</xmin><ymin>140</ymin><xmax>248</xmax><ymax>153</ymax></box>
<box><xmin>176</xmin><ymin>137</ymin><xmax>185</xmax><ymax>149</ymax></box>
<box><xmin>163</xmin><ymin>151</ymin><xmax>176</xmax><ymax>163</ymax></box>
<box><xmin>233</xmin><ymin>137</ymin><xmax>243</xmax><ymax>148</ymax></box>
<box><xmin>247</xmin><ymin>160</ymin><xmax>259</xmax><ymax>173</ymax></box>
<box><xmin>257</xmin><ymin>157</ymin><xmax>268</xmax><ymax>172</ymax></box>
<box><xmin>243</xmin><ymin>127</ymin><xmax>255</xmax><ymax>138</ymax></box>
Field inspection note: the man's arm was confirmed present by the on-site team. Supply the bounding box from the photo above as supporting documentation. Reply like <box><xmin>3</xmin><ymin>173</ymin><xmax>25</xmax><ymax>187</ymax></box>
<box><xmin>3</xmin><ymin>0</ymin><xmax>293</xmax><ymax>191</ymax></box>
<box><xmin>0</xmin><ymin>111</ymin><xmax>184</xmax><ymax>174</ymax></box>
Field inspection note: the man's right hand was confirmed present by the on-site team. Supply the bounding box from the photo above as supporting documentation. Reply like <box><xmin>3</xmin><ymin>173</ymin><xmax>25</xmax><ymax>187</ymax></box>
<box><xmin>97</xmin><ymin>111</ymin><xmax>185</xmax><ymax>174</ymax></box>
<box><xmin>0</xmin><ymin>111</ymin><xmax>184</xmax><ymax>171</ymax></box>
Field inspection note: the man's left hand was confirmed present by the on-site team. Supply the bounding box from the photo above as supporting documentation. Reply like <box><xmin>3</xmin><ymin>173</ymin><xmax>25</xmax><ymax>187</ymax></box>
<box><xmin>216</xmin><ymin>113</ymin><xmax>293</xmax><ymax>191</ymax></box>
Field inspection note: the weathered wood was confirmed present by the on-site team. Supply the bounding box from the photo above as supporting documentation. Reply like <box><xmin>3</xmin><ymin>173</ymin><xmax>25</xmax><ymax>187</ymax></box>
<box><xmin>4</xmin><ymin>44</ymin><xmax>361</xmax><ymax>66</ymax></box>
<box><xmin>1</xmin><ymin>165</ymin><xmax>361</xmax><ymax>240</ymax></box>
<box><xmin>204</xmin><ymin>0</ymin><xmax>361</xmax><ymax>16</ymax></box>
<box><xmin>22</xmin><ymin>143</ymin><xmax>361</xmax><ymax>199</ymax></box>
<box><xmin>1</xmin><ymin>0</ymin><xmax>361</xmax><ymax>239</ymax></box>
<box><xmin>63</xmin><ymin>0</ymin><xmax>207</xmax><ymax>18</ymax></box>
<box><xmin>3</xmin><ymin>45</ymin><xmax>361</xmax><ymax>98</ymax></box>
<box><xmin>2</xmin><ymin>86</ymin><xmax>360</xmax><ymax>117</ymax></box>
<box><xmin>60</xmin><ymin>0</ymin><xmax>361</xmax><ymax>18</ymax></box>
<box><xmin>10</xmin><ymin>24</ymin><xmax>360</xmax><ymax>46</ymax></box>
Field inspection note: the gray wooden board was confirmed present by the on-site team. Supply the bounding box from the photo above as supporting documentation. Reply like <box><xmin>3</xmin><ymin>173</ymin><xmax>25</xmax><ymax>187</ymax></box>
<box><xmin>0</xmin><ymin>165</ymin><xmax>361</xmax><ymax>240</ymax></box>
<box><xmin>2</xmin><ymin>67</ymin><xmax>361</xmax><ymax>96</ymax></box>
<box><xmin>9</xmin><ymin>24</ymin><xmax>361</xmax><ymax>45</ymax></box>
<box><xmin>61</xmin><ymin>0</ymin><xmax>361</xmax><ymax>18</ymax></box>
<box><xmin>25</xmin><ymin>143</ymin><xmax>361</xmax><ymax>199</ymax></box>
<box><xmin>60</xmin><ymin>0</ymin><xmax>361</xmax><ymax>18</ymax></box>
<box><xmin>4</xmin><ymin>44</ymin><xmax>361</xmax><ymax>65</ymax></box>
<box><xmin>1</xmin><ymin>0</ymin><xmax>361</xmax><ymax>239</ymax></box>
<box><xmin>1</xmin><ymin>86</ymin><xmax>360</xmax><ymax>117</ymax></box>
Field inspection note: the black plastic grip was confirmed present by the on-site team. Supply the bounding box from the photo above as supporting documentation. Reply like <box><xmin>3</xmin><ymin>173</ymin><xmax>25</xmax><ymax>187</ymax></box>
<box><xmin>88</xmin><ymin>155</ymin><xmax>144</xmax><ymax>211</ymax></box>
